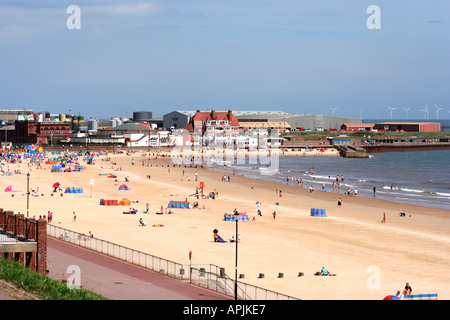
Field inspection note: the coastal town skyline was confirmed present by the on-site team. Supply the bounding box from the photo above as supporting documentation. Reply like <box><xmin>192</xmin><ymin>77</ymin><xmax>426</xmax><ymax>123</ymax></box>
<box><xmin>0</xmin><ymin>1</ymin><xmax>449</xmax><ymax>120</ymax></box>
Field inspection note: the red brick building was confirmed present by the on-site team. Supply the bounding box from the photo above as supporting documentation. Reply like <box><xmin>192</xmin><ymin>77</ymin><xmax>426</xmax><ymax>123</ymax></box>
<box><xmin>184</xmin><ymin>110</ymin><xmax>240</xmax><ymax>133</ymax></box>
<box><xmin>183</xmin><ymin>110</ymin><xmax>241</xmax><ymax>146</ymax></box>
<box><xmin>9</xmin><ymin>114</ymin><xmax>71</xmax><ymax>144</ymax></box>
<box><xmin>373</xmin><ymin>122</ymin><xmax>441</xmax><ymax>132</ymax></box>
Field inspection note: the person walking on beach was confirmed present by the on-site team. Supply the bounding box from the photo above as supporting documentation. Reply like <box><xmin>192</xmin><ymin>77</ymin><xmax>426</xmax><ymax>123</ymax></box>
<box><xmin>72</xmin><ymin>212</ymin><xmax>77</xmax><ymax>222</ymax></box>
<box><xmin>272</xmin><ymin>211</ymin><xmax>276</xmax><ymax>219</ymax></box>
<box><xmin>373</xmin><ymin>186</ymin><xmax>376</xmax><ymax>196</ymax></box>
<box><xmin>337</xmin><ymin>198</ymin><xmax>342</xmax><ymax>206</ymax></box>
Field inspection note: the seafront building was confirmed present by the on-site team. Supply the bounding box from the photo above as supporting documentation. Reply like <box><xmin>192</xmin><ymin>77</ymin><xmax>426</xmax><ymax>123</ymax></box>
<box><xmin>0</xmin><ymin>107</ymin><xmax>444</xmax><ymax>147</ymax></box>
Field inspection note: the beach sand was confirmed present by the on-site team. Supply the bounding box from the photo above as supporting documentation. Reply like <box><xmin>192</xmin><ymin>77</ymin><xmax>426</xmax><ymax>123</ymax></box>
<box><xmin>1</xmin><ymin>149</ymin><xmax>449</xmax><ymax>300</ymax></box>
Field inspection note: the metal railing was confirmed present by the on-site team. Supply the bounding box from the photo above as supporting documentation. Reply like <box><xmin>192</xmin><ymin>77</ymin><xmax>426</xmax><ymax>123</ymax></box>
<box><xmin>47</xmin><ymin>224</ymin><xmax>298</xmax><ymax>300</ymax></box>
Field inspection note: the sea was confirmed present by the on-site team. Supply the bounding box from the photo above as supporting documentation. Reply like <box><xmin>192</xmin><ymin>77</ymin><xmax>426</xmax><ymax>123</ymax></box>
<box><xmin>202</xmin><ymin>118</ymin><xmax>450</xmax><ymax>210</ymax></box>
<box><xmin>206</xmin><ymin>149</ymin><xmax>450</xmax><ymax>210</ymax></box>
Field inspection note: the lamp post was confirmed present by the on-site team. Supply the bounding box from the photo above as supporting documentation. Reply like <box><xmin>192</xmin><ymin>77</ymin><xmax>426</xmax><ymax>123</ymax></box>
<box><xmin>26</xmin><ymin>172</ymin><xmax>30</xmax><ymax>218</ymax></box>
<box><xmin>234</xmin><ymin>211</ymin><xmax>239</xmax><ymax>300</ymax></box>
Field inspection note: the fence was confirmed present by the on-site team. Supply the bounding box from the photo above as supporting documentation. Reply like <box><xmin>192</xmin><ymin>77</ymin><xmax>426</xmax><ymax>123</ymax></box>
<box><xmin>47</xmin><ymin>224</ymin><xmax>298</xmax><ymax>300</ymax></box>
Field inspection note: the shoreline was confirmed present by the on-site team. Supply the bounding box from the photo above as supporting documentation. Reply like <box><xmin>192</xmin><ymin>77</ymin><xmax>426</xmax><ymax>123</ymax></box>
<box><xmin>1</xmin><ymin>150</ymin><xmax>449</xmax><ymax>300</ymax></box>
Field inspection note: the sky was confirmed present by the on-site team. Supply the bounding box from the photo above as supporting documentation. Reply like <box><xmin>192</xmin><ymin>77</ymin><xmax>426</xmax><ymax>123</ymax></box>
<box><xmin>0</xmin><ymin>0</ymin><xmax>449</xmax><ymax>120</ymax></box>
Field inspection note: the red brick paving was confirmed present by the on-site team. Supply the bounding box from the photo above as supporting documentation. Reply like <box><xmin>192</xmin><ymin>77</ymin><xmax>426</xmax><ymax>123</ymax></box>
<box><xmin>47</xmin><ymin>237</ymin><xmax>230</xmax><ymax>300</ymax></box>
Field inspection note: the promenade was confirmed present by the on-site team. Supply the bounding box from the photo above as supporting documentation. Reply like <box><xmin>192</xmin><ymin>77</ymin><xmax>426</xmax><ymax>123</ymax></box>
<box><xmin>46</xmin><ymin>237</ymin><xmax>230</xmax><ymax>300</ymax></box>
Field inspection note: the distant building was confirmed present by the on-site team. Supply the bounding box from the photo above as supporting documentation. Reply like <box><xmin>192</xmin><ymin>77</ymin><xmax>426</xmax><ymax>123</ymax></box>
<box><xmin>163</xmin><ymin>110</ymin><xmax>197</xmax><ymax>129</ymax></box>
<box><xmin>373</xmin><ymin>122</ymin><xmax>440</xmax><ymax>132</ymax></box>
<box><xmin>340</xmin><ymin>123</ymin><xmax>375</xmax><ymax>131</ymax></box>
<box><xmin>8</xmin><ymin>113</ymin><xmax>71</xmax><ymax>144</ymax></box>
<box><xmin>183</xmin><ymin>110</ymin><xmax>241</xmax><ymax>146</ymax></box>
<box><xmin>237</xmin><ymin>114</ymin><xmax>360</xmax><ymax>131</ymax></box>
<box><xmin>0</xmin><ymin>109</ymin><xmax>34</xmax><ymax>124</ymax></box>
<box><xmin>95</xmin><ymin>122</ymin><xmax>170</xmax><ymax>147</ymax></box>
<box><xmin>239</xmin><ymin>121</ymin><xmax>292</xmax><ymax>133</ymax></box>
<box><xmin>133</xmin><ymin>111</ymin><xmax>153</xmax><ymax>123</ymax></box>
<box><xmin>163</xmin><ymin>110</ymin><xmax>290</xmax><ymax>130</ymax></box>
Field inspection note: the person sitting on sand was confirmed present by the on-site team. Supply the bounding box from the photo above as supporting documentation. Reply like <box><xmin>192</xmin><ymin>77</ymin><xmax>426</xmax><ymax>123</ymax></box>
<box><xmin>402</xmin><ymin>282</ymin><xmax>412</xmax><ymax>295</ymax></box>
<box><xmin>320</xmin><ymin>266</ymin><xmax>336</xmax><ymax>276</ymax></box>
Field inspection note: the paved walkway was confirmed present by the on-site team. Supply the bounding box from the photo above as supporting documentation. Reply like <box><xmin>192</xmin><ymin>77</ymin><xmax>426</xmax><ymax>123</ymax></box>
<box><xmin>47</xmin><ymin>237</ymin><xmax>230</xmax><ymax>300</ymax></box>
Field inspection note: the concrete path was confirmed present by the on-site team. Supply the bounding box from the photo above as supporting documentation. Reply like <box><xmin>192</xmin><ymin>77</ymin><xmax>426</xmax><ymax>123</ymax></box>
<box><xmin>47</xmin><ymin>237</ymin><xmax>230</xmax><ymax>300</ymax></box>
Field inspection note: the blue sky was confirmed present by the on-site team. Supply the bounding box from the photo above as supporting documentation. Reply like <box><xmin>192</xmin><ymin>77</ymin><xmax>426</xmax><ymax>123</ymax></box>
<box><xmin>0</xmin><ymin>0</ymin><xmax>449</xmax><ymax>120</ymax></box>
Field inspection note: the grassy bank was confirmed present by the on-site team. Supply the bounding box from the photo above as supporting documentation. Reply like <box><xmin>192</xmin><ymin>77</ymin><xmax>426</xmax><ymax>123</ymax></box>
<box><xmin>0</xmin><ymin>257</ymin><xmax>108</xmax><ymax>300</ymax></box>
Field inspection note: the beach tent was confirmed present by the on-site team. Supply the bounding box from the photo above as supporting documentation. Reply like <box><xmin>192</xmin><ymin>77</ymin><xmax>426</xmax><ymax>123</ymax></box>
<box><xmin>118</xmin><ymin>184</ymin><xmax>129</xmax><ymax>191</ymax></box>
<box><xmin>119</xmin><ymin>198</ymin><xmax>131</xmax><ymax>206</ymax></box>
<box><xmin>4</xmin><ymin>185</ymin><xmax>12</xmax><ymax>192</ymax></box>
<box><xmin>383</xmin><ymin>295</ymin><xmax>399</xmax><ymax>300</ymax></box>
<box><xmin>310</xmin><ymin>208</ymin><xmax>326</xmax><ymax>217</ymax></box>
<box><xmin>64</xmin><ymin>187</ymin><xmax>83</xmax><ymax>193</ymax></box>
<box><xmin>100</xmin><ymin>199</ymin><xmax>119</xmax><ymax>206</ymax></box>
<box><xmin>224</xmin><ymin>213</ymin><xmax>249</xmax><ymax>222</ymax></box>
<box><xmin>167</xmin><ymin>201</ymin><xmax>190</xmax><ymax>209</ymax></box>
<box><xmin>107</xmin><ymin>173</ymin><xmax>116</xmax><ymax>178</ymax></box>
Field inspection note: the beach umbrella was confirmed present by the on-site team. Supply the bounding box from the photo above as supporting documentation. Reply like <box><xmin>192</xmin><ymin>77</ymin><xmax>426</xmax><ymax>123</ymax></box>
<box><xmin>118</xmin><ymin>184</ymin><xmax>129</xmax><ymax>190</ymax></box>
<box><xmin>4</xmin><ymin>185</ymin><xmax>12</xmax><ymax>192</ymax></box>
<box><xmin>52</xmin><ymin>182</ymin><xmax>60</xmax><ymax>188</ymax></box>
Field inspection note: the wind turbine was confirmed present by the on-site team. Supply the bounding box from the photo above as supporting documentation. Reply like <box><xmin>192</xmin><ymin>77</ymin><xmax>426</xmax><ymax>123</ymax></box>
<box><xmin>420</xmin><ymin>104</ymin><xmax>429</xmax><ymax>120</ymax></box>
<box><xmin>434</xmin><ymin>104</ymin><xmax>443</xmax><ymax>120</ymax></box>
<box><xmin>329</xmin><ymin>107</ymin><xmax>338</xmax><ymax>117</ymax></box>
<box><xmin>387</xmin><ymin>105</ymin><xmax>396</xmax><ymax>120</ymax></box>
<box><xmin>402</xmin><ymin>107</ymin><xmax>411</xmax><ymax>120</ymax></box>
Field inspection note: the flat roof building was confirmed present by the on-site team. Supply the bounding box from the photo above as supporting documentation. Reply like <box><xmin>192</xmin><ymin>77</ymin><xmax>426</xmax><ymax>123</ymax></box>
<box><xmin>373</xmin><ymin>122</ymin><xmax>440</xmax><ymax>132</ymax></box>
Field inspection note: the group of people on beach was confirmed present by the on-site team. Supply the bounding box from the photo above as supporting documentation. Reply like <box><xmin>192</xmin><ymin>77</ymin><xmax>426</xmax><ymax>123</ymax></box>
<box><xmin>36</xmin><ymin>210</ymin><xmax>53</xmax><ymax>222</ymax></box>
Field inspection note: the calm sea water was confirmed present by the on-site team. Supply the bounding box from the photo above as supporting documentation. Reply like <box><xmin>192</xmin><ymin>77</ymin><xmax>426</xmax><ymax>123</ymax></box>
<box><xmin>207</xmin><ymin>150</ymin><xmax>450</xmax><ymax>210</ymax></box>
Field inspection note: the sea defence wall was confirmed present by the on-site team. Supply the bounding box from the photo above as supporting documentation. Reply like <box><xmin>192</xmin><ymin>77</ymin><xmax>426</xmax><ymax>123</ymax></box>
<box><xmin>361</xmin><ymin>142</ymin><xmax>450</xmax><ymax>153</ymax></box>
<box><xmin>0</xmin><ymin>209</ymin><xmax>47</xmax><ymax>274</ymax></box>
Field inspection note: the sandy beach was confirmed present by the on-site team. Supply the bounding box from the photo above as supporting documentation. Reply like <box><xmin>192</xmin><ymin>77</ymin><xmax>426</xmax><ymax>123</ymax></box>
<box><xmin>1</xmin><ymin>148</ymin><xmax>449</xmax><ymax>300</ymax></box>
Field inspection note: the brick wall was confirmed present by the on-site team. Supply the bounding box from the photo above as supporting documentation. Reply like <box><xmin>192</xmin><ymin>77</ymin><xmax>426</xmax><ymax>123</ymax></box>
<box><xmin>0</xmin><ymin>208</ymin><xmax>47</xmax><ymax>274</ymax></box>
